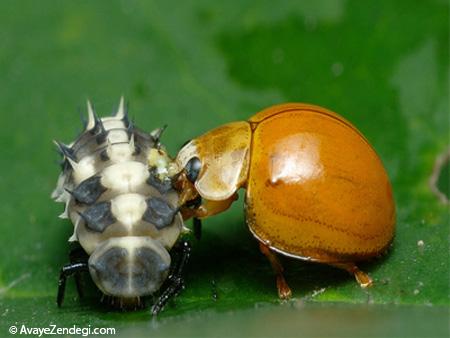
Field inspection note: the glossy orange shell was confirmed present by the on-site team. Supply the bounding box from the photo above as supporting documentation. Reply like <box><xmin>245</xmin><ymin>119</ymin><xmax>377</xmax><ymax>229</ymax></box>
<box><xmin>245</xmin><ymin>103</ymin><xmax>395</xmax><ymax>263</ymax></box>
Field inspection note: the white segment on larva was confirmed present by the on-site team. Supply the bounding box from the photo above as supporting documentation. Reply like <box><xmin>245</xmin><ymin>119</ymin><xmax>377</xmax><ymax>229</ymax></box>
<box><xmin>111</xmin><ymin>193</ymin><xmax>147</xmax><ymax>229</ymax></box>
<box><xmin>71</xmin><ymin>155</ymin><xmax>97</xmax><ymax>184</ymax></box>
<box><xmin>101</xmin><ymin>161</ymin><xmax>150</xmax><ymax>192</ymax></box>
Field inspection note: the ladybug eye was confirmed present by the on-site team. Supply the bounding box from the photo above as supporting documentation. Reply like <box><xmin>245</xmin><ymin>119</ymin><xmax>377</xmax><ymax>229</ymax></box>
<box><xmin>185</xmin><ymin>157</ymin><xmax>201</xmax><ymax>183</ymax></box>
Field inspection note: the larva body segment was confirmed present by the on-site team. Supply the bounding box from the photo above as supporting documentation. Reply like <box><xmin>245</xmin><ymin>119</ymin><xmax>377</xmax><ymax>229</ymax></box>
<box><xmin>52</xmin><ymin>98</ymin><xmax>183</xmax><ymax>301</ymax></box>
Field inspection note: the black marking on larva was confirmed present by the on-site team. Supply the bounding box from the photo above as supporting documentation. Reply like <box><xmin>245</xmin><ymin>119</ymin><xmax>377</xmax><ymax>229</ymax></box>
<box><xmin>72</xmin><ymin>176</ymin><xmax>106</xmax><ymax>205</ymax></box>
<box><xmin>55</xmin><ymin>141</ymin><xmax>76</xmax><ymax>162</ymax></box>
<box><xmin>90</xmin><ymin>247</ymin><xmax>128</xmax><ymax>292</ymax></box>
<box><xmin>152</xmin><ymin>125</ymin><xmax>167</xmax><ymax>147</ymax></box>
<box><xmin>147</xmin><ymin>168</ymin><xmax>173</xmax><ymax>194</ymax></box>
<box><xmin>99</xmin><ymin>149</ymin><xmax>109</xmax><ymax>161</ymax></box>
<box><xmin>127</xmin><ymin>120</ymin><xmax>135</xmax><ymax>136</ymax></box>
<box><xmin>64</xmin><ymin>188</ymin><xmax>74</xmax><ymax>197</ymax></box>
<box><xmin>133</xmin><ymin>247</ymin><xmax>169</xmax><ymax>292</ymax></box>
<box><xmin>58</xmin><ymin>158</ymin><xmax>70</xmax><ymax>171</ymax></box>
<box><xmin>133</xmin><ymin>128</ymin><xmax>151</xmax><ymax>141</ymax></box>
<box><xmin>122</xmin><ymin>109</ymin><xmax>130</xmax><ymax>128</ymax></box>
<box><xmin>133</xmin><ymin>144</ymin><xmax>141</xmax><ymax>156</ymax></box>
<box><xmin>70</xmin><ymin>132</ymin><xmax>97</xmax><ymax>158</ymax></box>
<box><xmin>91</xmin><ymin>113</ymin><xmax>106</xmax><ymax>135</ymax></box>
<box><xmin>133</xmin><ymin>128</ymin><xmax>157</xmax><ymax>151</ymax></box>
<box><xmin>79</xmin><ymin>201</ymin><xmax>115</xmax><ymax>232</ymax></box>
<box><xmin>95</xmin><ymin>130</ymin><xmax>108</xmax><ymax>145</ymax></box>
<box><xmin>143</xmin><ymin>197</ymin><xmax>176</xmax><ymax>229</ymax></box>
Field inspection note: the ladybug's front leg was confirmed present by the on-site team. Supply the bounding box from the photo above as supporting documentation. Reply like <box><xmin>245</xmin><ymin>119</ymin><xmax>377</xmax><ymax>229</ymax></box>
<box><xmin>181</xmin><ymin>194</ymin><xmax>238</xmax><ymax>220</ymax></box>
<box><xmin>193</xmin><ymin>195</ymin><xmax>238</xmax><ymax>218</ymax></box>
<box><xmin>179</xmin><ymin>196</ymin><xmax>237</xmax><ymax>240</ymax></box>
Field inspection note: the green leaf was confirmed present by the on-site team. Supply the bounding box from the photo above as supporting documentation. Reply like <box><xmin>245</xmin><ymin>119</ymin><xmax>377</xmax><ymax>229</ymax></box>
<box><xmin>0</xmin><ymin>0</ymin><xmax>448</xmax><ymax>337</ymax></box>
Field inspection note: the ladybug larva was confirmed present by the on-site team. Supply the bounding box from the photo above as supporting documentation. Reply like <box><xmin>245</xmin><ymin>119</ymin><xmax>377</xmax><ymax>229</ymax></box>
<box><xmin>52</xmin><ymin>98</ymin><xmax>189</xmax><ymax>314</ymax></box>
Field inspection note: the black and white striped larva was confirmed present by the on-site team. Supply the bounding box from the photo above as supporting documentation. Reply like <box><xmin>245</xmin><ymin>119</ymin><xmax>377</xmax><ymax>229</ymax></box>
<box><xmin>52</xmin><ymin>98</ymin><xmax>190</xmax><ymax>315</ymax></box>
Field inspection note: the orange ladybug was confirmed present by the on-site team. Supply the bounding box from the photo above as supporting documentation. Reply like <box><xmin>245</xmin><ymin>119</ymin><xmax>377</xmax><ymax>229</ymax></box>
<box><xmin>175</xmin><ymin>103</ymin><xmax>395</xmax><ymax>298</ymax></box>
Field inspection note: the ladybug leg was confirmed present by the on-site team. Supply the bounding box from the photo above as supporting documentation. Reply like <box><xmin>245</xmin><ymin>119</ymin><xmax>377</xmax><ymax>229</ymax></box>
<box><xmin>194</xmin><ymin>195</ymin><xmax>238</xmax><ymax>218</ymax></box>
<box><xmin>259</xmin><ymin>242</ymin><xmax>292</xmax><ymax>300</ymax></box>
<box><xmin>174</xmin><ymin>172</ymin><xmax>199</xmax><ymax>206</ymax></box>
<box><xmin>181</xmin><ymin>195</ymin><xmax>202</xmax><ymax>240</ymax></box>
<box><xmin>57</xmin><ymin>262</ymin><xmax>88</xmax><ymax>307</ymax></box>
<box><xmin>181</xmin><ymin>196</ymin><xmax>238</xmax><ymax>220</ymax></box>
<box><xmin>331</xmin><ymin>262</ymin><xmax>373</xmax><ymax>288</ymax></box>
<box><xmin>151</xmin><ymin>240</ymin><xmax>191</xmax><ymax>316</ymax></box>
<box><xmin>193</xmin><ymin>217</ymin><xmax>202</xmax><ymax>240</ymax></box>
<box><xmin>180</xmin><ymin>189</ymin><xmax>238</xmax><ymax>221</ymax></box>
<box><xmin>179</xmin><ymin>206</ymin><xmax>202</xmax><ymax>239</ymax></box>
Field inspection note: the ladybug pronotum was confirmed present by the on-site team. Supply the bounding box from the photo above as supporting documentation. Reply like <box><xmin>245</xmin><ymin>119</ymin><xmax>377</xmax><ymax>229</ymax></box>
<box><xmin>52</xmin><ymin>98</ymin><xmax>189</xmax><ymax>314</ymax></box>
<box><xmin>175</xmin><ymin>103</ymin><xmax>395</xmax><ymax>298</ymax></box>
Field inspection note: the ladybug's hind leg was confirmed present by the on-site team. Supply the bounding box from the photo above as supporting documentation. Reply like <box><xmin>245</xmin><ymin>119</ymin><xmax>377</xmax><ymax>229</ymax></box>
<box><xmin>330</xmin><ymin>262</ymin><xmax>373</xmax><ymax>288</ymax></box>
<box><xmin>259</xmin><ymin>242</ymin><xmax>292</xmax><ymax>300</ymax></box>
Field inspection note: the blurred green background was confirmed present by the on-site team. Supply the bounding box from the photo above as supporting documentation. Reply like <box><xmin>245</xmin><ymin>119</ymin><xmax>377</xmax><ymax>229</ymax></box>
<box><xmin>0</xmin><ymin>1</ymin><xmax>448</xmax><ymax>337</ymax></box>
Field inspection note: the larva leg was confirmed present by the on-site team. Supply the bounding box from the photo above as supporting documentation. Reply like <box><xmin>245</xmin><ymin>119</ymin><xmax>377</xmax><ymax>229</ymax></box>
<box><xmin>57</xmin><ymin>262</ymin><xmax>88</xmax><ymax>307</ymax></box>
<box><xmin>151</xmin><ymin>240</ymin><xmax>191</xmax><ymax>316</ymax></box>
<box><xmin>68</xmin><ymin>246</ymin><xmax>89</xmax><ymax>298</ymax></box>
